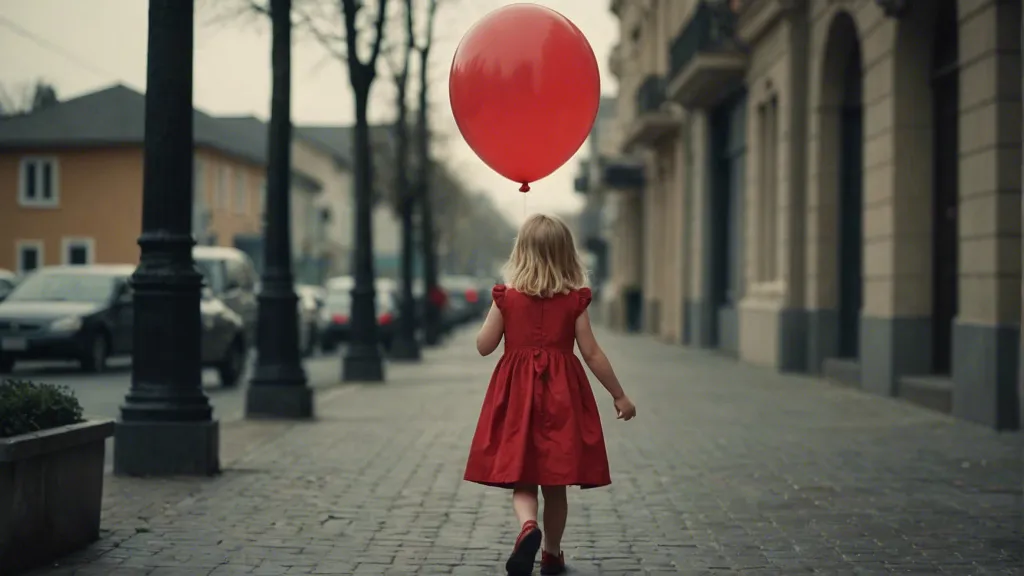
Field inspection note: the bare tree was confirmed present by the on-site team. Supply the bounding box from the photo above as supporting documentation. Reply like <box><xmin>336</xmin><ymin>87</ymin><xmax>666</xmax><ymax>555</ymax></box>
<box><xmin>0</xmin><ymin>80</ymin><xmax>58</xmax><ymax>117</ymax></box>
<box><xmin>382</xmin><ymin>0</ymin><xmax>420</xmax><ymax>359</ymax></box>
<box><xmin>340</xmin><ymin>0</ymin><xmax>390</xmax><ymax>380</ymax></box>
<box><xmin>414</xmin><ymin>0</ymin><xmax>443</xmax><ymax>345</ymax></box>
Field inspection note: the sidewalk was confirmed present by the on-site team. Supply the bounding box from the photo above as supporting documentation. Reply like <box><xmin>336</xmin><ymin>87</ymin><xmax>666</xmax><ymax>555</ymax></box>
<box><xmin>29</xmin><ymin>328</ymin><xmax>1022</xmax><ymax>575</ymax></box>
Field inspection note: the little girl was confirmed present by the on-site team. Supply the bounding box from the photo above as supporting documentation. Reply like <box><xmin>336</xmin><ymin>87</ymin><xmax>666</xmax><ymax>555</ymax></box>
<box><xmin>464</xmin><ymin>214</ymin><xmax>637</xmax><ymax>576</ymax></box>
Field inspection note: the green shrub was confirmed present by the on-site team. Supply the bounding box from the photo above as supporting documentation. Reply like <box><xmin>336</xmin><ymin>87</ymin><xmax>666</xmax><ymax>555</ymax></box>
<box><xmin>0</xmin><ymin>379</ymin><xmax>84</xmax><ymax>438</ymax></box>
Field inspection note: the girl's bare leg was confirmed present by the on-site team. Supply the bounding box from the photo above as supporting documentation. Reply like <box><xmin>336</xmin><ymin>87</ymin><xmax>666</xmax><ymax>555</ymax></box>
<box><xmin>540</xmin><ymin>485</ymin><xmax>568</xmax><ymax>552</ymax></box>
<box><xmin>512</xmin><ymin>484</ymin><xmax>539</xmax><ymax>526</ymax></box>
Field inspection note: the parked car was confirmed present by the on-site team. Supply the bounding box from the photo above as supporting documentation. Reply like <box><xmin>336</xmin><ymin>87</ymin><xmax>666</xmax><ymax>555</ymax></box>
<box><xmin>193</xmin><ymin>246</ymin><xmax>259</xmax><ymax>345</ymax></box>
<box><xmin>319</xmin><ymin>287</ymin><xmax>398</xmax><ymax>352</ymax></box>
<box><xmin>199</xmin><ymin>286</ymin><xmax>249</xmax><ymax>387</ymax></box>
<box><xmin>440</xmin><ymin>275</ymin><xmax>489</xmax><ymax>329</ymax></box>
<box><xmin>0</xmin><ymin>269</ymin><xmax>16</xmax><ymax>302</ymax></box>
<box><xmin>0</xmin><ymin>265</ymin><xmax>136</xmax><ymax>373</ymax></box>
<box><xmin>0</xmin><ymin>265</ymin><xmax>248</xmax><ymax>383</ymax></box>
<box><xmin>295</xmin><ymin>284</ymin><xmax>324</xmax><ymax>356</ymax></box>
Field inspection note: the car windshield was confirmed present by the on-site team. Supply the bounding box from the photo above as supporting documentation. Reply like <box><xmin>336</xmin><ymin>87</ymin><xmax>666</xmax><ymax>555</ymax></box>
<box><xmin>194</xmin><ymin>258</ymin><xmax>224</xmax><ymax>292</ymax></box>
<box><xmin>6</xmin><ymin>272</ymin><xmax>117</xmax><ymax>303</ymax></box>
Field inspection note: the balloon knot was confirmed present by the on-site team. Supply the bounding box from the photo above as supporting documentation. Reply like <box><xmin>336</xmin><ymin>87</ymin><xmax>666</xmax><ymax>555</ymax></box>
<box><xmin>519</xmin><ymin>183</ymin><xmax>530</xmax><ymax>193</ymax></box>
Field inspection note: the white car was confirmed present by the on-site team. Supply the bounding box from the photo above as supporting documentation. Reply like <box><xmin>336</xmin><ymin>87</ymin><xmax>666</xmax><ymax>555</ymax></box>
<box><xmin>295</xmin><ymin>284</ymin><xmax>324</xmax><ymax>356</ymax></box>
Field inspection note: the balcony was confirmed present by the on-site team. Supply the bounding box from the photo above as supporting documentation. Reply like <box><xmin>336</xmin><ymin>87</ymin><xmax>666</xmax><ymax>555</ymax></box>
<box><xmin>600</xmin><ymin>156</ymin><xmax>646</xmax><ymax>192</ymax></box>
<box><xmin>666</xmin><ymin>0</ymin><xmax>747</xmax><ymax>109</ymax></box>
<box><xmin>623</xmin><ymin>75</ymin><xmax>680</xmax><ymax>150</ymax></box>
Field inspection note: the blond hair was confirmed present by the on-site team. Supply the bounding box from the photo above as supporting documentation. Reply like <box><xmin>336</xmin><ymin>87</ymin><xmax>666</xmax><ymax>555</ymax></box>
<box><xmin>502</xmin><ymin>214</ymin><xmax>588</xmax><ymax>297</ymax></box>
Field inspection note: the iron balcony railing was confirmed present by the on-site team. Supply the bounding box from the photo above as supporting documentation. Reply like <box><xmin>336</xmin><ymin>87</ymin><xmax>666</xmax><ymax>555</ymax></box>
<box><xmin>668</xmin><ymin>0</ymin><xmax>740</xmax><ymax>81</ymax></box>
<box><xmin>635</xmin><ymin>74</ymin><xmax>666</xmax><ymax>116</ymax></box>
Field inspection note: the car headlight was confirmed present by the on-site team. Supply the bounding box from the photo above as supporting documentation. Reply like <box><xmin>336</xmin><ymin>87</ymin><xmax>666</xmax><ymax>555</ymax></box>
<box><xmin>49</xmin><ymin>316</ymin><xmax>83</xmax><ymax>333</ymax></box>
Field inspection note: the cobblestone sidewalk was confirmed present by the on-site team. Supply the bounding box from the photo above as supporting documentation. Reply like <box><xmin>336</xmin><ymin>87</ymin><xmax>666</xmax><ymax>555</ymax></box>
<box><xmin>29</xmin><ymin>328</ymin><xmax>1023</xmax><ymax>575</ymax></box>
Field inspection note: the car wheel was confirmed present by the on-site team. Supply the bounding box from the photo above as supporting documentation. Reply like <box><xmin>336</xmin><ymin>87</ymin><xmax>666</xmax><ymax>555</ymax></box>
<box><xmin>0</xmin><ymin>354</ymin><xmax>14</xmax><ymax>374</ymax></box>
<box><xmin>80</xmin><ymin>333</ymin><xmax>108</xmax><ymax>373</ymax></box>
<box><xmin>218</xmin><ymin>337</ymin><xmax>246</xmax><ymax>388</ymax></box>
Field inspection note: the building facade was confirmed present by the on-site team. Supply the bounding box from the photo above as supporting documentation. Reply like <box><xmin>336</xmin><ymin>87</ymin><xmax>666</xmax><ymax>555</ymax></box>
<box><xmin>605</xmin><ymin>0</ymin><xmax>1021</xmax><ymax>430</ymax></box>
<box><xmin>0</xmin><ymin>85</ymin><xmax>284</xmax><ymax>274</ymax></box>
<box><xmin>573</xmin><ymin>97</ymin><xmax>618</xmax><ymax>324</ymax></box>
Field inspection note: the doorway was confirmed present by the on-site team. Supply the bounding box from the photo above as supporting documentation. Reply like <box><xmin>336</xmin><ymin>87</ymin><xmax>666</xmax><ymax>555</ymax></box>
<box><xmin>836</xmin><ymin>30</ymin><xmax>863</xmax><ymax>360</ymax></box>
<box><xmin>931</xmin><ymin>0</ymin><xmax>959</xmax><ymax>374</ymax></box>
<box><xmin>709</xmin><ymin>92</ymin><xmax>747</xmax><ymax>354</ymax></box>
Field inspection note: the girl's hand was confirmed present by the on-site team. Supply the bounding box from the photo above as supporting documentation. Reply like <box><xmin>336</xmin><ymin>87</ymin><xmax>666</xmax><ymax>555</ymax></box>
<box><xmin>614</xmin><ymin>395</ymin><xmax>636</xmax><ymax>421</ymax></box>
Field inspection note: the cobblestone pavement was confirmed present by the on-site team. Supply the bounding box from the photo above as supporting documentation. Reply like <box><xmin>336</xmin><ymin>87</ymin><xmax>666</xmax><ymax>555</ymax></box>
<box><xmin>29</xmin><ymin>328</ymin><xmax>1022</xmax><ymax>575</ymax></box>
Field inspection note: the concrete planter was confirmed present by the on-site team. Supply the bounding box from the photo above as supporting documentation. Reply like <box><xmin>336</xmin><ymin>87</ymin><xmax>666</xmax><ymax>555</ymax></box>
<box><xmin>0</xmin><ymin>419</ymin><xmax>114</xmax><ymax>574</ymax></box>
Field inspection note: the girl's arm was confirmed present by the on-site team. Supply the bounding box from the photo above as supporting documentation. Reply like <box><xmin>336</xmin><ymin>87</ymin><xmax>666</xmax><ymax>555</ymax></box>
<box><xmin>475</xmin><ymin>302</ymin><xmax>504</xmax><ymax>356</ymax></box>
<box><xmin>574</xmin><ymin>310</ymin><xmax>626</xmax><ymax>400</ymax></box>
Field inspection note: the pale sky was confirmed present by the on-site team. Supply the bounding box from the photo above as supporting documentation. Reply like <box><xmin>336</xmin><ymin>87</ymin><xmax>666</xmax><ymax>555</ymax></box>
<box><xmin>0</xmin><ymin>0</ymin><xmax>620</xmax><ymax>224</ymax></box>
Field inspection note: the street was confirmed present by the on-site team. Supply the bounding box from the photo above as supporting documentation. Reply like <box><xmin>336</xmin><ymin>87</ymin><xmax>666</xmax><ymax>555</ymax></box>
<box><xmin>7</xmin><ymin>350</ymin><xmax>346</xmax><ymax>471</ymax></box>
<box><xmin>23</xmin><ymin>327</ymin><xmax>1022</xmax><ymax>575</ymax></box>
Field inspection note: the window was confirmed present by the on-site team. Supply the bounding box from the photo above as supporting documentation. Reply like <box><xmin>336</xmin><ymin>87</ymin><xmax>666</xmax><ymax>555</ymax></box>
<box><xmin>235</xmin><ymin>171</ymin><xmax>247</xmax><ymax>214</ymax></box>
<box><xmin>62</xmin><ymin>237</ymin><xmax>95</xmax><ymax>266</ymax></box>
<box><xmin>18</xmin><ymin>157</ymin><xmax>59</xmax><ymax>207</ymax></box>
<box><xmin>15</xmin><ymin>240</ymin><xmax>43</xmax><ymax>275</ymax></box>
<box><xmin>756</xmin><ymin>97</ymin><xmax>779</xmax><ymax>283</ymax></box>
<box><xmin>216</xmin><ymin>166</ymin><xmax>229</xmax><ymax>210</ymax></box>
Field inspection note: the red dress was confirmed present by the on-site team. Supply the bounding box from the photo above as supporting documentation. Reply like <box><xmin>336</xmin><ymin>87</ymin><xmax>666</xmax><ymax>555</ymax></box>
<box><xmin>464</xmin><ymin>285</ymin><xmax>611</xmax><ymax>489</ymax></box>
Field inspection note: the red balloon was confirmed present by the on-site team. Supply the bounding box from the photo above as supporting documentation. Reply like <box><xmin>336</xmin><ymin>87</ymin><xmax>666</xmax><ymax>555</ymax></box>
<box><xmin>449</xmin><ymin>4</ymin><xmax>600</xmax><ymax>192</ymax></box>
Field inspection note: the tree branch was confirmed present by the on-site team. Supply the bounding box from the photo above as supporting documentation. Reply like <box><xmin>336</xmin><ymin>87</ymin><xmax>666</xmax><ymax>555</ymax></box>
<box><xmin>239</xmin><ymin>0</ymin><xmax>347</xmax><ymax>62</ymax></box>
<box><xmin>414</xmin><ymin>0</ymin><xmax>439</xmax><ymax>55</ymax></box>
<box><xmin>340</xmin><ymin>0</ymin><xmax>361</xmax><ymax>67</ymax></box>
<box><xmin>368</xmin><ymin>0</ymin><xmax>390</xmax><ymax>67</ymax></box>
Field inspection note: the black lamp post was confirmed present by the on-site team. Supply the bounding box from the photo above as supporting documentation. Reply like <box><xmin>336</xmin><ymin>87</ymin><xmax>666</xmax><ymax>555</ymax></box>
<box><xmin>246</xmin><ymin>0</ymin><xmax>312</xmax><ymax>418</ymax></box>
<box><xmin>113</xmin><ymin>0</ymin><xmax>219</xmax><ymax>476</ymax></box>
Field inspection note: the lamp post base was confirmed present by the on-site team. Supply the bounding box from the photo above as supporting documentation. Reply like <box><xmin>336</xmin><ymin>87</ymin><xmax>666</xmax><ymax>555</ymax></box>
<box><xmin>246</xmin><ymin>384</ymin><xmax>314</xmax><ymax>419</ymax></box>
<box><xmin>388</xmin><ymin>336</ymin><xmax>421</xmax><ymax>361</ymax></box>
<box><xmin>113</xmin><ymin>420</ymin><xmax>220</xmax><ymax>477</ymax></box>
<box><xmin>342</xmin><ymin>346</ymin><xmax>385</xmax><ymax>382</ymax></box>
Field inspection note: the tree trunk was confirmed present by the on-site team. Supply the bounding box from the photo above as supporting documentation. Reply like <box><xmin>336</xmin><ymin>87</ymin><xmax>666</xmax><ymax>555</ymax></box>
<box><xmin>391</xmin><ymin>60</ymin><xmax>420</xmax><ymax>359</ymax></box>
<box><xmin>343</xmin><ymin>81</ymin><xmax>385</xmax><ymax>380</ymax></box>
<box><xmin>418</xmin><ymin>46</ymin><xmax>441</xmax><ymax>345</ymax></box>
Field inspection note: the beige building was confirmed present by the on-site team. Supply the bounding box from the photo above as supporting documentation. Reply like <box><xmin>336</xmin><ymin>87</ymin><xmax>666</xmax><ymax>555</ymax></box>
<box><xmin>604</xmin><ymin>0</ymin><xmax>1021</xmax><ymax>430</ymax></box>
<box><xmin>0</xmin><ymin>85</ymin><xmax>306</xmax><ymax>275</ymax></box>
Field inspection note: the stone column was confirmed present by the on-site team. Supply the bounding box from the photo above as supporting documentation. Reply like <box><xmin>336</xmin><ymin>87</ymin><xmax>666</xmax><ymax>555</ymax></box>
<box><xmin>952</xmin><ymin>0</ymin><xmax>1021</xmax><ymax>430</ymax></box>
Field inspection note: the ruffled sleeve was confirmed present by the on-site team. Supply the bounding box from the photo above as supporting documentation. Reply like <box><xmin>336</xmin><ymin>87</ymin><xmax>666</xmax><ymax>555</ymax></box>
<box><xmin>577</xmin><ymin>287</ymin><xmax>592</xmax><ymax>315</ymax></box>
<box><xmin>492</xmin><ymin>284</ymin><xmax>507</xmax><ymax>310</ymax></box>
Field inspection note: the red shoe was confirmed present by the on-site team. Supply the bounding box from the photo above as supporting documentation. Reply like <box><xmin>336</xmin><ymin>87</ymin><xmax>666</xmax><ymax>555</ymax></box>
<box><xmin>540</xmin><ymin>549</ymin><xmax>567</xmax><ymax>575</ymax></box>
<box><xmin>505</xmin><ymin>520</ymin><xmax>542</xmax><ymax>576</ymax></box>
